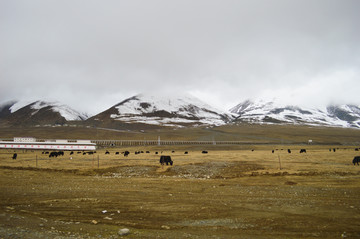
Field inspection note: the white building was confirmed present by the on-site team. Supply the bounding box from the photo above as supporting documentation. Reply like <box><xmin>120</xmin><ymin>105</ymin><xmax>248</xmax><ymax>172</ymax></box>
<box><xmin>0</xmin><ymin>138</ymin><xmax>96</xmax><ymax>151</ymax></box>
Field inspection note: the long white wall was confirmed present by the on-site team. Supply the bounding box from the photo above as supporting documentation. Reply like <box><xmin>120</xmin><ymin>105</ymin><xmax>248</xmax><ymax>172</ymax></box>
<box><xmin>0</xmin><ymin>143</ymin><xmax>96</xmax><ymax>151</ymax></box>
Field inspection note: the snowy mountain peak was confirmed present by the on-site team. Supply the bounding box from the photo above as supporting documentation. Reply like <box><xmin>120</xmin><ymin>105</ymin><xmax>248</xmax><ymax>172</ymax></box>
<box><xmin>100</xmin><ymin>93</ymin><xmax>232</xmax><ymax>127</ymax></box>
<box><xmin>26</xmin><ymin>100</ymin><xmax>88</xmax><ymax>121</ymax></box>
<box><xmin>230</xmin><ymin>99</ymin><xmax>360</xmax><ymax>128</ymax></box>
<box><xmin>1</xmin><ymin>100</ymin><xmax>89</xmax><ymax>123</ymax></box>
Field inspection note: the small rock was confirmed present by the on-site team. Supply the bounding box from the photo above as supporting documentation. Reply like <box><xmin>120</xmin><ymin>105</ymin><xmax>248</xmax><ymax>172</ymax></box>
<box><xmin>118</xmin><ymin>228</ymin><xmax>130</xmax><ymax>236</ymax></box>
<box><xmin>161</xmin><ymin>225</ymin><xmax>171</xmax><ymax>230</ymax></box>
<box><xmin>102</xmin><ymin>210</ymin><xmax>107</xmax><ymax>213</ymax></box>
<box><xmin>104</xmin><ymin>216</ymin><xmax>113</xmax><ymax>220</ymax></box>
<box><xmin>91</xmin><ymin>220</ymin><xmax>98</xmax><ymax>225</ymax></box>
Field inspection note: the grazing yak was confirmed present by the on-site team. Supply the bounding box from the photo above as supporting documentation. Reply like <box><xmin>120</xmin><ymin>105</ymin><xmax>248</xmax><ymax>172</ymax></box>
<box><xmin>353</xmin><ymin>156</ymin><xmax>360</xmax><ymax>165</ymax></box>
<box><xmin>300</xmin><ymin>149</ymin><xmax>307</xmax><ymax>153</ymax></box>
<box><xmin>12</xmin><ymin>153</ymin><xmax>17</xmax><ymax>160</ymax></box>
<box><xmin>49</xmin><ymin>151</ymin><xmax>64</xmax><ymax>158</ymax></box>
<box><xmin>160</xmin><ymin>156</ymin><xmax>173</xmax><ymax>166</ymax></box>
<box><xmin>123</xmin><ymin>151</ymin><xmax>130</xmax><ymax>157</ymax></box>
<box><xmin>288</xmin><ymin>149</ymin><xmax>291</xmax><ymax>153</ymax></box>
<box><xmin>202</xmin><ymin>151</ymin><xmax>208</xmax><ymax>154</ymax></box>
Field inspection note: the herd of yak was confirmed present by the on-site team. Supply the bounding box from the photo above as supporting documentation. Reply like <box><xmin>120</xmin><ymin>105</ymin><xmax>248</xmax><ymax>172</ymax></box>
<box><xmin>9</xmin><ymin>148</ymin><xmax>360</xmax><ymax>166</ymax></box>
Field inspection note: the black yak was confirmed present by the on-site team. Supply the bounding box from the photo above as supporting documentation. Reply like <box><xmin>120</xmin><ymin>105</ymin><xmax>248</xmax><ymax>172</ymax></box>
<box><xmin>353</xmin><ymin>156</ymin><xmax>360</xmax><ymax>165</ymax></box>
<box><xmin>160</xmin><ymin>156</ymin><xmax>173</xmax><ymax>166</ymax></box>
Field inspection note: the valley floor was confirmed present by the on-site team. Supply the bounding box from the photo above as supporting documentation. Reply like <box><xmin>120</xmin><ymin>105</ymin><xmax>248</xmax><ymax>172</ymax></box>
<box><xmin>1</xmin><ymin>146</ymin><xmax>360</xmax><ymax>238</ymax></box>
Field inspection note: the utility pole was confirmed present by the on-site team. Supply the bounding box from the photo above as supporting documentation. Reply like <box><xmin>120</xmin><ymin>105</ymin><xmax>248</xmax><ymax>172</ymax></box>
<box><xmin>278</xmin><ymin>154</ymin><xmax>282</xmax><ymax>170</ymax></box>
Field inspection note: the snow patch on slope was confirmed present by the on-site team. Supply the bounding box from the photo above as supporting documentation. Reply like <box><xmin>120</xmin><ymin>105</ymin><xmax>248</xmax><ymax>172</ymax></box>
<box><xmin>111</xmin><ymin>93</ymin><xmax>231</xmax><ymax>126</ymax></box>
<box><xmin>32</xmin><ymin>101</ymin><xmax>88</xmax><ymax>121</ymax></box>
<box><xmin>230</xmin><ymin>99</ymin><xmax>360</xmax><ymax>128</ymax></box>
<box><xmin>9</xmin><ymin>100</ymin><xmax>88</xmax><ymax>121</ymax></box>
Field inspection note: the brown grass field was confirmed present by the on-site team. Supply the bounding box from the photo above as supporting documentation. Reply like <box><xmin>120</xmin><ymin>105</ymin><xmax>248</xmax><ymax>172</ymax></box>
<box><xmin>1</xmin><ymin>125</ymin><xmax>360</xmax><ymax>238</ymax></box>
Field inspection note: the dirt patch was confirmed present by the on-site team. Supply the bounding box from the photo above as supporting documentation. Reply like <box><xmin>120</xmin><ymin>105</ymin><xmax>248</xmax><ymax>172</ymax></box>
<box><xmin>68</xmin><ymin>161</ymin><xmax>265</xmax><ymax>179</ymax></box>
<box><xmin>93</xmin><ymin>166</ymin><xmax>158</xmax><ymax>178</ymax></box>
<box><xmin>284</xmin><ymin>181</ymin><xmax>298</xmax><ymax>185</ymax></box>
<box><xmin>165</xmin><ymin>161</ymin><xmax>264</xmax><ymax>179</ymax></box>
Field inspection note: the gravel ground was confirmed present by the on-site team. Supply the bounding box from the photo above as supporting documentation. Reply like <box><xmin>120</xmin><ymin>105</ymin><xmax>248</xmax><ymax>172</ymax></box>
<box><xmin>1</xmin><ymin>148</ymin><xmax>360</xmax><ymax>238</ymax></box>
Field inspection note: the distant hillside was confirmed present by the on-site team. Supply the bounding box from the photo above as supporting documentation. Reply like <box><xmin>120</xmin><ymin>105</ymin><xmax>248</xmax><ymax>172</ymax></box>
<box><xmin>1</xmin><ymin>95</ymin><xmax>360</xmax><ymax>129</ymax></box>
<box><xmin>0</xmin><ymin>100</ymin><xmax>88</xmax><ymax>127</ymax></box>
<box><xmin>87</xmin><ymin>93</ymin><xmax>233</xmax><ymax>128</ymax></box>
<box><xmin>230</xmin><ymin>99</ymin><xmax>360</xmax><ymax>128</ymax></box>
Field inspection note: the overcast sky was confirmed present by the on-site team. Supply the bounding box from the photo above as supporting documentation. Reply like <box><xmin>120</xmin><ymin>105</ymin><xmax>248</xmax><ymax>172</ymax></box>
<box><xmin>1</xmin><ymin>0</ymin><xmax>359</xmax><ymax>115</ymax></box>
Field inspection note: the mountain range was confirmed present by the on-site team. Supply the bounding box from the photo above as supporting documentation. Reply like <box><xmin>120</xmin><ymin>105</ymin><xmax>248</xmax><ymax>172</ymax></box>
<box><xmin>230</xmin><ymin>99</ymin><xmax>360</xmax><ymax>128</ymax></box>
<box><xmin>1</xmin><ymin>94</ymin><xmax>360</xmax><ymax>129</ymax></box>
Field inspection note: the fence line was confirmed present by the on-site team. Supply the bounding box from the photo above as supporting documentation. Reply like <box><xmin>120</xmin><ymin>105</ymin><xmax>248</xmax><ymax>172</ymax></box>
<box><xmin>0</xmin><ymin>138</ymin><xmax>264</xmax><ymax>147</ymax></box>
<box><xmin>91</xmin><ymin>140</ymin><xmax>252</xmax><ymax>147</ymax></box>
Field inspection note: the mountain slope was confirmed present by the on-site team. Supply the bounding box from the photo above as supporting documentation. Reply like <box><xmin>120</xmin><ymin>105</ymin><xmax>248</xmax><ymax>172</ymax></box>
<box><xmin>0</xmin><ymin>100</ymin><xmax>88</xmax><ymax>127</ymax></box>
<box><xmin>230</xmin><ymin>99</ymin><xmax>360</xmax><ymax>128</ymax></box>
<box><xmin>89</xmin><ymin>93</ymin><xmax>232</xmax><ymax>128</ymax></box>
<box><xmin>0</xmin><ymin>100</ymin><xmax>17</xmax><ymax>119</ymax></box>
<box><xmin>326</xmin><ymin>104</ymin><xmax>360</xmax><ymax>128</ymax></box>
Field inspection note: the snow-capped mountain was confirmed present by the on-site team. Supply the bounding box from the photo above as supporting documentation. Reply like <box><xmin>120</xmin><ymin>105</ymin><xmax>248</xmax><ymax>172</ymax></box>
<box><xmin>89</xmin><ymin>93</ymin><xmax>232</xmax><ymax>127</ymax></box>
<box><xmin>0</xmin><ymin>100</ymin><xmax>88</xmax><ymax>127</ymax></box>
<box><xmin>230</xmin><ymin>99</ymin><xmax>360</xmax><ymax>128</ymax></box>
<box><xmin>26</xmin><ymin>101</ymin><xmax>88</xmax><ymax>121</ymax></box>
<box><xmin>2</xmin><ymin>96</ymin><xmax>360</xmax><ymax>129</ymax></box>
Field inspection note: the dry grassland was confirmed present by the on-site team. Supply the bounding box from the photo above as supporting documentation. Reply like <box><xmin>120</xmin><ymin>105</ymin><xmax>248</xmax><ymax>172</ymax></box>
<box><xmin>2</xmin><ymin>123</ymin><xmax>360</xmax><ymax>144</ymax></box>
<box><xmin>1</xmin><ymin>144</ymin><xmax>360</xmax><ymax>238</ymax></box>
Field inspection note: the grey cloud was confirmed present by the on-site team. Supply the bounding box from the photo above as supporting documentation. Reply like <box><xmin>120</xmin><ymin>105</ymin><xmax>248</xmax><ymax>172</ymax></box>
<box><xmin>1</xmin><ymin>0</ymin><xmax>360</xmax><ymax>115</ymax></box>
